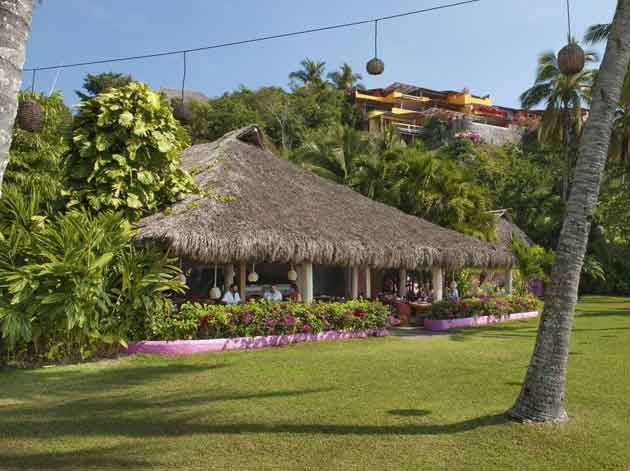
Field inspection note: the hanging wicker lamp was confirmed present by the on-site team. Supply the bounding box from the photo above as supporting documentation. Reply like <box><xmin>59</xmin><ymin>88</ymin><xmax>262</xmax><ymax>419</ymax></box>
<box><xmin>558</xmin><ymin>1</ymin><xmax>585</xmax><ymax>76</ymax></box>
<box><xmin>366</xmin><ymin>58</ymin><xmax>385</xmax><ymax>76</ymax></box>
<box><xmin>287</xmin><ymin>264</ymin><xmax>298</xmax><ymax>281</ymax></box>
<box><xmin>366</xmin><ymin>20</ymin><xmax>385</xmax><ymax>76</ymax></box>
<box><xmin>247</xmin><ymin>263</ymin><xmax>259</xmax><ymax>283</ymax></box>
<box><xmin>558</xmin><ymin>42</ymin><xmax>585</xmax><ymax>76</ymax></box>
<box><xmin>17</xmin><ymin>99</ymin><xmax>44</xmax><ymax>132</ymax></box>
<box><xmin>17</xmin><ymin>71</ymin><xmax>44</xmax><ymax>132</ymax></box>
<box><xmin>172</xmin><ymin>99</ymin><xmax>191</xmax><ymax>124</ymax></box>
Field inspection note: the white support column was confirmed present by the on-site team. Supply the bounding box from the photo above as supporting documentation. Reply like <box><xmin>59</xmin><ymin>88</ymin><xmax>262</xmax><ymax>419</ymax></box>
<box><xmin>224</xmin><ymin>264</ymin><xmax>235</xmax><ymax>291</ymax></box>
<box><xmin>351</xmin><ymin>266</ymin><xmax>359</xmax><ymax>299</ymax></box>
<box><xmin>399</xmin><ymin>269</ymin><xmax>407</xmax><ymax>298</ymax></box>
<box><xmin>432</xmin><ymin>267</ymin><xmax>444</xmax><ymax>302</ymax></box>
<box><xmin>364</xmin><ymin>267</ymin><xmax>371</xmax><ymax>299</ymax></box>
<box><xmin>506</xmin><ymin>269</ymin><xmax>514</xmax><ymax>296</ymax></box>
<box><xmin>303</xmin><ymin>262</ymin><xmax>314</xmax><ymax>303</ymax></box>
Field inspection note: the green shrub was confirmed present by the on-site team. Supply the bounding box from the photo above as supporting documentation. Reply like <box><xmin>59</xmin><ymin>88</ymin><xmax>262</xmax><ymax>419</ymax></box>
<box><xmin>143</xmin><ymin>300</ymin><xmax>394</xmax><ymax>341</ymax></box>
<box><xmin>66</xmin><ymin>81</ymin><xmax>196</xmax><ymax>220</ymax></box>
<box><xmin>427</xmin><ymin>295</ymin><xmax>540</xmax><ymax>320</ymax></box>
<box><xmin>0</xmin><ymin>197</ymin><xmax>185</xmax><ymax>363</ymax></box>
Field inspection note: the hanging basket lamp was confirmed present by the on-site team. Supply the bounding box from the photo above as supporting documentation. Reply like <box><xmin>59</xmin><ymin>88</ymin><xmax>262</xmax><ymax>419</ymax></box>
<box><xmin>287</xmin><ymin>264</ymin><xmax>298</xmax><ymax>281</ymax></box>
<box><xmin>209</xmin><ymin>264</ymin><xmax>222</xmax><ymax>299</ymax></box>
<box><xmin>558</xmin><ymin>0</ymin><xmax>585</xmax><ymax>76</ymax></box>
<box><xmin>558</xmin><ymin>42</ymin><xmax>585</xmax><ymax>76</ymax></box>
<box><xmin>17</xmin><ymin>71</ymin><xmax>43</xmax><ymax>132</ymax></box>
<box><xmin>366</xmin><ymin>20</ymin><xmax>385</xmax><ymax>76</ymax></box>
<box><xmin>247</xmin><ymin>263</ymin><xmax>259</xmax><ymax>283</ymax></box>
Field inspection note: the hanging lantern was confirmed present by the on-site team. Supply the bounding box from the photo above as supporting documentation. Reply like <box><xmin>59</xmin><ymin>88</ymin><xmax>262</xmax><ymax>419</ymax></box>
<box><xmin>172</xmin><ymin>99</ymin><xmax>191</xmax><ymax>124</ymax></box>
<box><xmin>209</xmin><ymin>264</ymin><xmax>222</xmax><ymax>299</ymax></box>
<box><xmin>366</xmin><ymin>20</ymin><xmax>385</xmax><ymax>76</ymax></box>
<box><xmin>287</xmin><ymin>264</ymin><xmax>298</xmax><ymax>281</ymax></box>
<box><xmin>247</xmin><ymin>263</ymin><xmax>259</xmax><ymax>283</ymax></box>
<box><xmin>17</xmin><ymin>71</ymin><xmax>43</xmax><ymax>132</ymax></box>
<box><xmin>558</xmin><ymin>1</ymin><xmax>585</xmax><ymax>76</ymax></box>
<box><xmin>558</xmin><ymin>42</ymin><xmax>585</xmax><ymax>76</ymax></box>
<box><xmin>17</xmin><ymin>99</ymin><xmax>44</xmax><ymax>132</ymax></box>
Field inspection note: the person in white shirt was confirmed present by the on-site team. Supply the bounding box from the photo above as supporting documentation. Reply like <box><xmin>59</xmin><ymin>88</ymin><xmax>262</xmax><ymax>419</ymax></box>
<box><xmin>264</xmin><ymin>285</ymin><xmax>283</xmax><ymax>302</ymax></box>
<box><xmin>222</xmin><ymin>284</ymin><xmax>241</xmax><ymax>305</ymax></box>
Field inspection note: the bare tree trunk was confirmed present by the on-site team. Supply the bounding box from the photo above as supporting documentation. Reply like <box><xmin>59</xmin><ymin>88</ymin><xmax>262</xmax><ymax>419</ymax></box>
<box><xmin>0</xmin><ymin>0</ymin><xmax>34</xmax><ymax>197</ymax></box>
<box><xmin>507</xmin><ymin>0</ymin><xmax>630</xmax><ymax>424</ymax></box>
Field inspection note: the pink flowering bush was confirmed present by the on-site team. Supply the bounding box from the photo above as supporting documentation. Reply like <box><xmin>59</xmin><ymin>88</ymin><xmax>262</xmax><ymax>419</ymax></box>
<box><xmin>427</xmin><ymin>295</ymin><xmax>540</xmax><ymax>320</ymax></box>
<box><xmin>149</xmin><ymin>300</ymin><xmax>394</xmax><ymax>340</ymax></box>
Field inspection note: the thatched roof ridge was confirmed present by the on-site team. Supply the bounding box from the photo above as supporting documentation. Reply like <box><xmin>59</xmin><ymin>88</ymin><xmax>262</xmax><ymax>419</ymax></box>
<box><xmin>490</xmin><ymin>209</ymin><xmax>533</xmax><ymax>249</ymax></box>
<box><xmin>137</xmin><ymin>126</ymin><xmax>514</xmax><ymax>269</ymax></box>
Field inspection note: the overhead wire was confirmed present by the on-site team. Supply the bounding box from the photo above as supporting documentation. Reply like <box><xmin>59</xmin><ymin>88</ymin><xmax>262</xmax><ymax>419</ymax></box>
<box><xmin>24</xmin><ymin>0</ymin><xmax>480</xmax><ymax>72</ymax></box>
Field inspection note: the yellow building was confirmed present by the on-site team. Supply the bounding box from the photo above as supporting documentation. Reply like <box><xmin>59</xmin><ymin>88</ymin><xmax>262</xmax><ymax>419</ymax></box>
<box><xmin>353</xmin><ymin>82</ymin><xmax>514</xmax><ymax>140</ymax></box>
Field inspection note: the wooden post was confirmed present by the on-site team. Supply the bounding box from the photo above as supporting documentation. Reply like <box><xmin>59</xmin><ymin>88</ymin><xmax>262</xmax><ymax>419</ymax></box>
<box><xmin>224</xmin><ymin>264</ymin><xmax>235</xmax><ymax>291</ymax></box>
<box><xmin>432</xmin><ymin>267</ymin><xmax>444</xmax><ymax>301</ymax></box>
<box><xmin>351</xmin><ymin>266</ymin><xmax>359</xmax><ymax>299</ymax></box>
<box><xmin>507</xmin><ymin>269</ymin><xmax>514</xmax><ymax>296</ymax></box>
<box><xmin>303</xmin><ymin>262</ymin><xmax>314</xmax><ymax>303</ymax></box>
<box><xmin>399</xmin><ymin>269</ymin><xmax>407</xmax><ymax>297</ymax></box>
<box><xmin>364</xmin><ymin>267</ymin><xmax>371</xmax><ymax>299</ymax></box>
<box><xmin>239</xmin><ymin>261</ymin><xmax>247</xmax><ymax>303</ymax></box>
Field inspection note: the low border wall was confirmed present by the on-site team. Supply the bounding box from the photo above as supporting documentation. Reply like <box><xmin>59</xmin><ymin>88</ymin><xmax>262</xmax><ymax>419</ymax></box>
<box><xmin>424</xmin><ymin>311</ymin><xmax>539</xmax><ymax>332</ymax></box>
<box><xmin>124</xmin><ymin>328</ymin><xmax>389</xmax><ymax>355</ymax></box>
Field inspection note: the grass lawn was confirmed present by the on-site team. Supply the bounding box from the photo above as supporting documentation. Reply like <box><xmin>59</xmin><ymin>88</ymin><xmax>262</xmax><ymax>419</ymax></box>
<box><xmin>1</xmin><ymin>296</ymin><xmax>629</xmax><ymax>471</ymax></box>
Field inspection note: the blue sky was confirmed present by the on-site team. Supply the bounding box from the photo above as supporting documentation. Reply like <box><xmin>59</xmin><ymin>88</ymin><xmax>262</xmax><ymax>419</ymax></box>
<box><xmin>25</xmin><ymin>0</ymin><xmax>616</xmax><ymax>108</ymax></box>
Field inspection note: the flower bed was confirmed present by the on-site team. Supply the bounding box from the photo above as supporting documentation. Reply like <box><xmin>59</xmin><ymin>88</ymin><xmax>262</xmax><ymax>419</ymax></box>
<box><xmin>424</xmin><ymin>311</ymin><xmax>539</xmax><ymax>331</ymax></box>
<box><xmin>424</xmin><ymin>295</ymin><xmax>540</xmax><ymax>331</ymax></box>
<box><xmin>140</xmin><ymin>299</ymin><xmax>397</xmax><ymax>341</ymax></box>
<box><xmin>125</xmin><ymin>328</ymin><xmax>389</xmax><ymax>355</ymax></box>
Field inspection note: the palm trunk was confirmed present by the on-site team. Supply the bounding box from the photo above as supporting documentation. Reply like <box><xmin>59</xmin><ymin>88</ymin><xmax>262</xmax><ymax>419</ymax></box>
<box><xmin>507</xmin><ymin>0</ymin><xmax>630</xmax><ymax>424</ymax></box>
<box><xmin>622</xmin><ymin>136</ymin><xmax>628</xmax><ymax>186</ymax></box>
<box><xmin>0</xmin><ymin>0</ymin><xmax>34</xmax><ymax>197</ymax></box>
<box><xmin>562</xmin><ymin>102</ymin><xmax>571</xmax><ymax>202</ymax></box>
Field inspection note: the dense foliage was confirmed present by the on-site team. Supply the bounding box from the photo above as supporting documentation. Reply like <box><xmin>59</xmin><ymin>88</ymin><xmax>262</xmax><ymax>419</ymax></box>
<box><xmin>0</xmin><ymin>191</ymin><xmax>184</xmax><ymax>363</ymax></box>
<box><xmin>143</xmin><ymin>300</ymin><xmax>394</xmax><ymax>341</ymax></box>
<box><xmin>66</xmin><ymin>82</ymin><xmax>196</xmax><ymax>219</ymax></box>
<box><xmin>428</xmin><ymin>295</ymin><xmax>541</xmax><ymax>320</ymax></box>
<box><xmin>5</xmin><ymin>92</ymin><xmax>71</xmax><ymax>210</ymax></box>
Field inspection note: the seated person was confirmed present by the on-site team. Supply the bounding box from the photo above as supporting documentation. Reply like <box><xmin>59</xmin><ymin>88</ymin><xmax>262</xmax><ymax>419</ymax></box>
<box><xmin>288</xmin><ymin>283</ymin><xmax>301</xmax><ymax>302</ymax></box>
<box><xmin>222</xmin><ymin>283</ymin><xmax>241</xmax><ymax>305</ymax></box>
<box><xmin>447</xmin><ymin>281</ymin><xmax>460</xmax><ymax>301</ymax></box>
<box><xmin>264</xmin><ymin>285</ymin><xmax>283</xmax><ymax>302</ymax></box>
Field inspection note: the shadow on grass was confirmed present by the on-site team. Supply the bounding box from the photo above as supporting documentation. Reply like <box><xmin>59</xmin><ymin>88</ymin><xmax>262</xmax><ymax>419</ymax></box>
<box><xmin>0</xmin><ymin>363</ymin><xmax>228</xmax><ymax>400</ymax></box>
<box><xmin>449</xmin><ymin>323</ymin><xmax>539</xmax><ymax>342</ymax></box>
<box><xmin>388</xmin><ymin>409</ymin><xmax>431</xmax><ymax>417</ymax></box>
<box><xmin>0</xmin><ymin>412</ymin><xmax>510</xmax><ymax>440</ymax></box>
<box><xmin>0</xmin><ymin>445</ymin><xmax>150</xmax><ymax>470</ymax></box>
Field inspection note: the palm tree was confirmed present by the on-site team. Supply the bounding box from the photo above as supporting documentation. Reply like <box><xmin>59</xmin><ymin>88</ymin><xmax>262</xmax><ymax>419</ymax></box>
<box><xmin>327</xmin><ymin>63</ymin><xmax>364</xmax><ymax>92</ymax></box>
<box><xmin>585</xmin><ymin>21</ymin><xmax>630</xmax><ymax>185</ymax></box>
<box><xmin>0</xmin><ymin>0</ymin><xmax>35</xmax><ymax>197</ymax></box>
<box><xmin>508</xmin><ymin>0</ymin><xmax>630</xmax><ymax>424</ymax></box>
<box><xmin>289</xmin><ymin>59</ymin><xmax>327</xmax><ymax>88</ymax></box>
<box><xmin>584</xmin><ymin>23</ymin><xmax>612</xmax><ymax>44</ymax></box>
<box><xmin>520</xmin><ymin>47</ymin><xmax>597</xmax><ymax>201</ymax></box>
<box><xmin>290</xmin><ymin>125</ymin><xmax>368</xmax><ymax>184</ymax></box>
<box><xmin>609</xmin><ymin>107</ymin><xmax>630</xmax><ymax>185</ymax></box>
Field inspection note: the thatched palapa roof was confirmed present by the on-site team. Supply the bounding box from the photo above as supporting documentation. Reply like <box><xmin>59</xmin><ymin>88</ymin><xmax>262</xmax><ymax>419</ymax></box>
<box><xmin>490</xmin><ymin>209</ymin><xmax>533</xmax><ymax>250</ymax></box>
<box><xmin>137</xmin><ymin>126</ymin><xmax>514</xmax><ymax>270</ymax></box>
